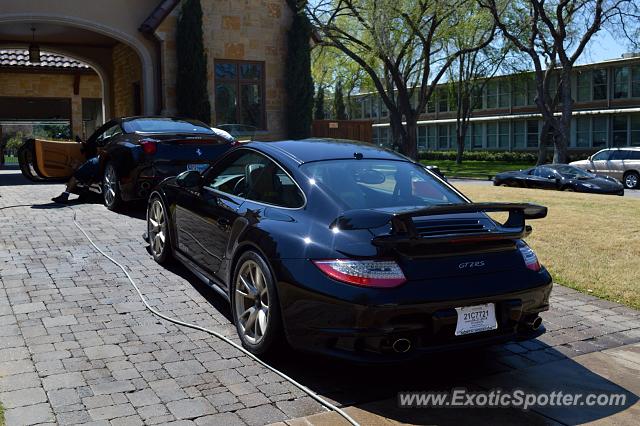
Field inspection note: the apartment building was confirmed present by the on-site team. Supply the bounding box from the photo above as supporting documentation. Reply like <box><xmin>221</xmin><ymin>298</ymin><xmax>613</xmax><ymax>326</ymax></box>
<box><xmin>348</xmin><ymin>55</ymin><xmax>640</xmax><ymax>152</ymax></box>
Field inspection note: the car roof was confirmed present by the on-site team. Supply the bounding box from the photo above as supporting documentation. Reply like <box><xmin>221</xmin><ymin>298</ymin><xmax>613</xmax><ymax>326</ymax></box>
<box><xmin>246</xmin><ymin>139</ymin><xmax>409</xmax><ymax>164</ymax></box>
<box><xmin>600</xmin><ymin>147</ymin><xmax>640</xmax><ymax>151</ymax></box>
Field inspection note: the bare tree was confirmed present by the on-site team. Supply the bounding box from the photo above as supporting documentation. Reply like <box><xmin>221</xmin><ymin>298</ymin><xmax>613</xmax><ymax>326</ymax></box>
<box><xmin>307</xmin><ymin>0</ymin><xmax>495</xmax><ymax>159</ymax></box>
<box><xmin>479</xmin><ymin>0</ymin><xmax>640</xmax><ymax>163</ymax></box>
<box><xmin>447</xmin><ymin>17</ymin><xmax>509</xmax><ymax>164</ymax></box>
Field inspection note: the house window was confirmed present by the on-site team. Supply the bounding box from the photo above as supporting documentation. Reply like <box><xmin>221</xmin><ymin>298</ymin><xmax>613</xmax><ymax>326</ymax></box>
<box><xmin>371</xmin><ymin>97</ymin><xmax>379</xmax><ymax>119</ymax></box>
<box><xmin>576</xmin><ymin>117</ymin><xmax>590</xmax><ymax>147</ymax></box>
<box><xmin>631</xmin><ymin>114</ymin><xmax>640</xmax><ymax>146</ymax></box>
<box><xmin>487</xmin><ymin>122</ymin><xmax>498</xmax><ymax>148</ymax></box>
<box><xmin>527</xmin><ymin>77</ymin><xmax>537</xmax><ymax>105</ymax></box>
<box><xmin>498</xmin><ymin>81</ymin><xmax>510</xmax><ymax>108</ymax></box>
<box><xmin>486</xmin><ymin>81</ymin><xmax>498</xmax><ymax>109</ymax></box>
<box><xmin>576</xmin><ymin>71</ymin><xmax>591</xmax><ymax>102</ymax></box>
<box><xmin>498</xmin><ymin>122</ymin><xmax>510</xmax><ymax>148</ymax></box>
<box><xmin>417</xmin><ymin>126</ymin><xmax>427</xmax><ymax>150</ymax></box>
<box><xmin>472</xmin><ymin>124</ymin><xmax>483</xmax><ymax>148</ymax></box>
<box><xmin>437</xmin><ymin>89</ymin><xmax>449</xmax><ymax>112</ymax></box>
<box><xmin>215</xmin><ymin>60</ymin><xmax>265</xmax><ymax>129</ymax></box>
<box><xmin>438</xmin><ymin>124</ymin><xmax>449</xmax><ymax>148</ymax></box>
<box><xmin>427</xmin><ymin>126</ymin><xmax>437</xmax><ymax>149</ymax></box>
<box><xmin>513</xmin><ymin>78</ymin><xmax>527</xmax><ymax>107</ymax></box>
<box><xmin>612</xmin><ymin>115</ymin><xmax>628</xmax><ymax>146</ymax></box>
<box><xmin>351</xmin><ymin>97</ymin><xmax>363</xmax><ymax>119</ymax></box>
<box><xmin>592</xmin><ymin>116</ymin><xmax>608</xmax><ymax>147</ymax></box>
<box><xmin>363</xmin><ymin>96</ymin><xmax>372</xmax><ymax>119</ymax></box>
<box><xmin>592</xmin><ymin>69</ymin><xmax>608</xmax><ymax>100</ymax></box>
<box><xmin>613</xmin><ymin>67</ymin><xmax>629</xmax><ymax>99</ymax></box>
<box><xmin>632</xmin><ymin>67</ymin><xmax>640</xmax><ymax>98</ymax></box>
<box><xmin>526</xmin><ymin>120</ymin><xmax>539</xmax><ymax>148</ymax></box>
<box><xmin>513</xmin><ymin>121</ymin><xmax>526</xmax><ymax>148</ymax></box>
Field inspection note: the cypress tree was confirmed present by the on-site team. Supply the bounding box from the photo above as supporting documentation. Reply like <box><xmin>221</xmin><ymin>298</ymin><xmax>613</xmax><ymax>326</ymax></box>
<box><xmin>285</xmin><ymin>2</ymin><xmax>314</xmax><ymax>139</ymax></box>
<box><xmin>176</xmin><ymin>0</ymin><xmax>211</xmax><ymax>124</ymax></box>
<box><xmin>314</xmin><ymin>87</ymin><xmax>325</xmax><ymax>120</ymax></box>
<box><xmin>334</xmin><ymin>80</ymin><xmax>346</xmax><ymax>120</ymax></box>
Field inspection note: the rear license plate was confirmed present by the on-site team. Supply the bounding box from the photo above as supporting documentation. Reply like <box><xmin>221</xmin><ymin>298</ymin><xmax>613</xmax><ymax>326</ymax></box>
<box><xmin>187</xmin><ymin>163</ymin><xmax>209</xmax><ymax>173</ymax></box>
<box><xmin>454</xmin><ymin>303</ymin><xmax>497</xmax><ymax>336</ymax></box>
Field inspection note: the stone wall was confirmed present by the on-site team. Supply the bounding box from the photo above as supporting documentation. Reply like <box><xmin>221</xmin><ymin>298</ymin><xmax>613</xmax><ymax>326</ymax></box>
<box><xmin>0</xmin><ymin>72</ymin><xmax>102</xmax><ymax>137</ymax></box>
<box><xmin>112</xmin><ymin>43</ymin><xmax>143</xmax><ymax>118</ymax></box>
<box><xmin>156</xmin><ymin>0</ymin><xmax>292</xmax><ymax>140</ymax></box>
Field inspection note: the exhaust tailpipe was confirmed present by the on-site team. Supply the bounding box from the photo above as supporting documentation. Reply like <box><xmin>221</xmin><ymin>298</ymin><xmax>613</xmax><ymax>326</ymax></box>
<box><xmin>392</xmin><ymin>338</ymin><xmax>412</xmax><ymax>353</ymax></box>
<box><xmin>140</xmin><ymin>181</ymin><xmax>152</xmax><ymax>191</ymax></box>
<box><xmin>526</xmin><ymin>316</ymin><xmax>543</xmax><ymax>331</ymax></box>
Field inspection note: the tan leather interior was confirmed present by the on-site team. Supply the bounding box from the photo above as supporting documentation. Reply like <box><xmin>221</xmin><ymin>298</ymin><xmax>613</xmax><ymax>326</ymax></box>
<box><xmin>34</xmin><ymin>139</ymin><xmax>85</xmax><ymax>178</ymax></box>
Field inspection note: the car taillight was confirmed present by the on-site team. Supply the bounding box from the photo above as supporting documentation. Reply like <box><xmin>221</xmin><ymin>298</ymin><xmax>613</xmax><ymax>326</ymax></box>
<box><xmin>313</xmin><ymin>259</ymin><xmax>406</xmax><ymax>288</ymax></box>
<box><xmin>140</xmin><ymin>139</ymin><xmax>157</xmax><ymax>155</ymax></box>
<box><xmin>519</xmin><ymin>243</ymin><xmax>541</xmax><ymax>271</ymax></box>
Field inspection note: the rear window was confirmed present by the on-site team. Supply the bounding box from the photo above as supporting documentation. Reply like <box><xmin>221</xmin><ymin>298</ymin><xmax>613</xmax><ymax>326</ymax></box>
<box><xmin>300</xmin><ymin>159</ymin><xmax>464</xmax><ymax>210</ymax></box>
<box><xmin>123</xmin><ymin>118</ymin><xmax>215</xmax><ymax>135</ymax></box>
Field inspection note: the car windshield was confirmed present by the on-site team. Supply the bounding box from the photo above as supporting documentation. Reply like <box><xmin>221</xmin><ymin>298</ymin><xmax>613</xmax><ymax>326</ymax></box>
<box><xmin>123</xmin><ymin>118</ymin><xmax>215</xmax><ymax>135</ymax></box>
<box><xmin>300</xmin><ymin>159</ymin><xmax>465</xmax><ymax>210</ymax></box>
<box><xmin>554</xmin><ymin>165</ymin><xmax>594</xmax><ymax>179</ymax></box>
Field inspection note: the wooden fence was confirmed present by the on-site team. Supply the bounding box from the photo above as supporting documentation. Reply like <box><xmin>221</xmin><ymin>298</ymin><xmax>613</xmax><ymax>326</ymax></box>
<box><xmin>311</xmin><ymin>120</ymin><xmax>373</xmax><ymax>143</ymax></box>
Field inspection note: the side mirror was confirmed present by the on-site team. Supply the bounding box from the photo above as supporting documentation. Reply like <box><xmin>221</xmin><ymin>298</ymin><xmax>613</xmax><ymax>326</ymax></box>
<box><xmin>176</xmin><ymin>170</ymin><xmax>202</xmax><ymax>188</ymax></box>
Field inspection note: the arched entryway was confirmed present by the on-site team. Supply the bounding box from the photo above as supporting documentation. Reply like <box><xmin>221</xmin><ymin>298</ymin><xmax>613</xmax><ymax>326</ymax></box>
<box><xmin>0</xmin><ymin>2</ymin><xmax>160</xmax><ymax>117</ymax></box>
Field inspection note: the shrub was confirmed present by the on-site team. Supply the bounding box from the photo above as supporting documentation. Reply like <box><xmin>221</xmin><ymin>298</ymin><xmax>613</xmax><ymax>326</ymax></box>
<box><xmin>419</xmin><ymin>150</ymin><xmax>541</xmax><ymax>163</ymax></box>
<box><xmin>176</xmin><ymin>0</ymin><xmax>211</xmax><ymax>124</ymax></box>
<box><xmin>284</xmin><ymin>4</ymin><xmax>314</xmax><ymax>139</ymax></box>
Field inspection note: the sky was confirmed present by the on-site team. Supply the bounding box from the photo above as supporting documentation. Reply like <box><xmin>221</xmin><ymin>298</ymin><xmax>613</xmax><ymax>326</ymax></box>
<box><xmin>579</xmin><ymin>31</ymin><xmax>635</xmax><ymax>64</ymax></box>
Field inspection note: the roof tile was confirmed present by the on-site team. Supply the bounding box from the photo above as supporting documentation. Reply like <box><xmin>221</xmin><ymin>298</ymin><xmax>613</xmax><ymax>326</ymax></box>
<box><xmin>0</xmin><ymin>49</ymin><xmax>90</xmax><ymax>70</ymax></box>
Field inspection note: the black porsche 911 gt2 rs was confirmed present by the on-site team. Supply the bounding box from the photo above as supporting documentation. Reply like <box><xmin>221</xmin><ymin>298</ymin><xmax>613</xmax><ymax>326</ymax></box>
<box><xmin>146</xmin><ymin>139</ymin><xmax>552</xmax><ymax>361</ymax></box>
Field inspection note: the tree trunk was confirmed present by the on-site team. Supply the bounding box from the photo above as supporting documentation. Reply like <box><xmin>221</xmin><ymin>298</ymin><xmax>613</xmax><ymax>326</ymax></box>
<box><xmin>553</xmin><ymin>126</ymin><xmax>569</xmax><ymax>164</ymax></box>
<box><xmin>389</xmin><ymin>111</ymin><xmax>404</xmax><ymax>152</ymax></box>
<box><xmin>402</xmin><ymin>117</ymin><xmax>418</xmax><ymax>160</ymax></box>
<box><xmin>554</xmin><ymin>71</ymin><xmax>573</xmax><ymax>164</ymax></box>
<box><xmin>537</xmin><ymin>122</ymin><xmax>552</xmax><ymax>165</ymax></box>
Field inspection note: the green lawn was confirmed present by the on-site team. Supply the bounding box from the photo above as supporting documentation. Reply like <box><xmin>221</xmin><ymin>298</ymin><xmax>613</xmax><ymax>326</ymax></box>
<box><xmin>421</xmin><ymin>160</ymin><xmax>535</xmax><ymax>179</ymax></box>
<box><xmin>460</xmin><ymin>184</ymin><xmax>640</xmax><ymax>309</ymax></box>
<box><xmin>3</xmin><ymin>155</ymin><xmax>18</xmax><ymax>164</ymax></box>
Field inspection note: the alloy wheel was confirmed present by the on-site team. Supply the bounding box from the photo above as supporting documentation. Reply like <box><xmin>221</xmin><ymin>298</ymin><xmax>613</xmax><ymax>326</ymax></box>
<box><xmin>148</xmin><ymin>200</ymin><xmax>167</xmax><ymax>256</ymax></box>
<box><xmin>234</xmin><ymin>260</ymin><xmax>270</xmax><ymax>345</ymax></box>
<box><xmin>103</xmin><ymin>165</ymin><xmax>117</xmax><ymax>206</ymax></box>
<box><xmin>625</xmin><ymin>173</ymin><xmax>638</xmax><ymax>189</ymax></box>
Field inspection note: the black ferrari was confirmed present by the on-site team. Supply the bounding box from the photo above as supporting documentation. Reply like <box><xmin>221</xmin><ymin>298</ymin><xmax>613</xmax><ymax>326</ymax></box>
<box><xmin>95</xmin><ymin>117</ymin><xmax>237</xmax><ymax>210</ymax></box>
<box><xmin>494</xmin><ymin>164</ymin><xmax>624</xmax><ymax>196</ymax></box>
<box><xmin>146</xmin><ymin>139</ymin><xmax>552</xmax><ymax>361</ymax></box>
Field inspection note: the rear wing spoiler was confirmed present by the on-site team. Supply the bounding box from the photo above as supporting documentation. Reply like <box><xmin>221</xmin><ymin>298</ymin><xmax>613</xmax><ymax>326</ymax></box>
<box><xmin>331</xmin><ymin>203</ymin><xmax>547</xmax><ymax>246</ymax></box>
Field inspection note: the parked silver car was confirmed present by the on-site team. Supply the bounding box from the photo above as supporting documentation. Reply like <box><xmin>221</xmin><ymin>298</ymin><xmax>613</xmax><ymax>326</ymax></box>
<box><xmin>570</xmin><ymin>148</ymin><xmax>640</xmax><ymax>189</ymax></box>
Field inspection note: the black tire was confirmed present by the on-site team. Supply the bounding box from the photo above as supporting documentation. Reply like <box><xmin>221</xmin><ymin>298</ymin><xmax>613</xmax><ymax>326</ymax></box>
<box><xmin>17</xmin><ymin>140</ymin><xmax>47</xmax><ymax>182</ymax></box>
<box><xmin>231</xmin><ymin>251</ymin><xmax>283</xmax><ymax>355</ymax></box>
<box><xmin>147</xmin><ymin>196</ymin><xmax>172</xmax><ymax>264</ymax></box>
<box><xmin>623</xmin><ymin>171</ymin><xmax>639</xmax><ymax>189</ymax></box>
<box><xmin>103</xmin><ymin>162</ymin><xmax>123</xmax><ymax>210</ymax></box>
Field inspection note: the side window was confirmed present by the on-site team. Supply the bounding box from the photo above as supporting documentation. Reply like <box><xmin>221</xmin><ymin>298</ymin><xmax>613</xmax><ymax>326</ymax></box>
<box><xmin>610</xmin><ymin>150</ymin><xmax>628</xmax><ymax>160</ymax></box>
<box><xmin>204</xmin><ymin>150</ymin><xmax>304</xmax><ymax>208</ymax></box>
<box><xmin>246</xmin><ymin>161</ymin><xmax>304</xmax><ymax>208</ymax></box>
<box><xmin>533</xmin><ymin>167</ymin><xmax>553</xmax><ymax>178</ymax></box>
<box><xmin>204</xmin><ymin>150</ymin><xmax>267</xmax><ymax>196</ymax></box>
<box><xmin>592</xmin><ymin>150</ymin><xmax>610</xmax><ymax>161</ymax></box>
<box><xmin>96</xmin><ymin>124</ymin><xmax>122</xmax><ymax>145</ymax></box>
<box><xmin>628</xmin><ymin>150</ymin><xmax>640</xmax><ymax>160</ymax></box>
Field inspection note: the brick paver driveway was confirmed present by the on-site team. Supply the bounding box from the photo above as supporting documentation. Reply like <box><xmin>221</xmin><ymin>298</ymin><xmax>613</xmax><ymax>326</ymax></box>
<box><xmin>2</xmin><ymin>168</ymin><xmax>640</xmax><ymax>425</ymax></box>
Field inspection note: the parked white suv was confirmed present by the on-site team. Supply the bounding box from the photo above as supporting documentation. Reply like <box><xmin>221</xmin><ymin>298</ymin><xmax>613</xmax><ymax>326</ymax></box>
<box><xmin>570</xmin><ymin>148</ymin><xmax>640</xmax><ymax>189</ymax></box>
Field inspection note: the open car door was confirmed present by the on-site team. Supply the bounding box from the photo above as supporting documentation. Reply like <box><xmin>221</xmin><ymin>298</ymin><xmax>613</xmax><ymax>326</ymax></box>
<box><xmin>34</xmin><ymin>139</ymin><xmax>85</xmax><ymax>178</ymax></box>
